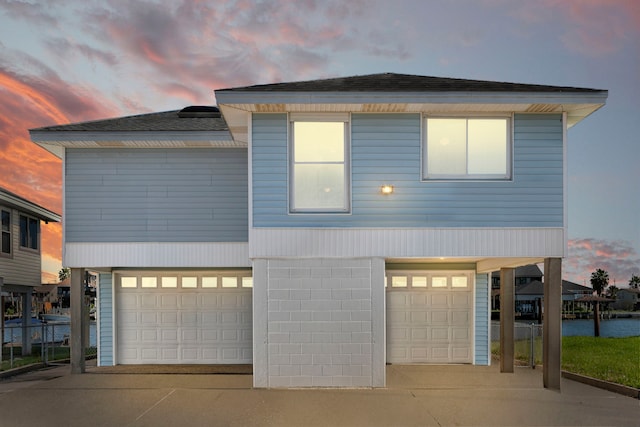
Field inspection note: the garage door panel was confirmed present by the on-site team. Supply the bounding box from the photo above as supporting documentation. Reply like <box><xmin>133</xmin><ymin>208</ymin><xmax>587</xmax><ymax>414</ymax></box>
<box><xmin>430</xmin><ymin>294</ymin><xmax>449</xmax><ymax>307</ymax></box>
<box><xmin>116</xmin><ymin>272</ymin><xmax>252</xmax><ymax>365</ymax></box>
<box><xmin>140</xmin><ymin>312</ymin><xmax>158</xmax><ymax>324</ymax></box>
<box><xmin>160</xmin><ymin>294</ymin><xmax>179</xmax><ymax>308</ymax></box>
<box><xmin>140</xmin><ymin>295</ymin><xmax>158</xmax><ymax>308</ymax></box>
<box><xmin>410</xmin><ymin>311</ymin><xmax>428</xmax><ymax>323</ymax></box>
<box><xmin>431</xmin><ymin>311</ymin><xmax>448</xmax><ymax>324</ymax></box>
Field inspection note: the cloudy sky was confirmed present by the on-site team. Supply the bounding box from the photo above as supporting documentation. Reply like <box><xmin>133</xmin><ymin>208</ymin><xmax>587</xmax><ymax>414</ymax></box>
<box><xmin>0</xmin><ymin>0</ymin><xmax>638</xmax><ymax>287</ymax></box>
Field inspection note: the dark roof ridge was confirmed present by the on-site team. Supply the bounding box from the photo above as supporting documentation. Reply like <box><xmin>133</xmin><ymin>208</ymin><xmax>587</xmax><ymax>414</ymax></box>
<box><xmin>217</xmin><ymin>72</ymin><xmax>606</xmax><ymax>93</ymax></box>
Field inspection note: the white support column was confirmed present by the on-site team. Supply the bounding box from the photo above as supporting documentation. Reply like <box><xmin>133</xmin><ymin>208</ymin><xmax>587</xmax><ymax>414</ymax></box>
<box><xmin>371</xmin><ymin>258</ymin><xmax>386</xmax><ymax>387</ymax></box>
<box><xmin>500</xmin><ymin>268</ymin><xmax>514</xmax><ymax>373</ymax></box>
<box><xmin>543</xmin><ymin>257</ymin><xmax>562</xmax><ymax>390</ymax></box>
<box><xmin>71</xmin><ymin>268</ymin><xmax>86</xmax><ymax>374</ymax></box>
<box><xmin>252</xmin><ymin>259</ymin><xmax>268</xmax><ymax>388</ymax></box>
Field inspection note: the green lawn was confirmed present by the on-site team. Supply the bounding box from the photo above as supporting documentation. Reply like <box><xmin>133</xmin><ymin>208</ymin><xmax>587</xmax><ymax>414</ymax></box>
<box><xmin>562</xmin><ymin>336</ymin><xmax>640</xmax><ymax>389</ymax></box>
<box><xmin>1</xmin><ymin>345</ymin><xmax>96</xmax><ymax>372</ymax></box>
<box><xmin>492</xmin><ymin>336</ymin><xmax>640</xmax><ymax>389</ymax></box>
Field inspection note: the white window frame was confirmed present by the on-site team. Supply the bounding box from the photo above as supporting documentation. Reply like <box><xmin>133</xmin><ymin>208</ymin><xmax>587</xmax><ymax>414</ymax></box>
<box><xmin>422</xmin><ymin>115</ymin><xmax>512</xmax><ymax>180</ymax></box>
<box><xmin>289</xmin><ymin>113</ymin><xmax>351</xmax><ymax>213</ymax></box>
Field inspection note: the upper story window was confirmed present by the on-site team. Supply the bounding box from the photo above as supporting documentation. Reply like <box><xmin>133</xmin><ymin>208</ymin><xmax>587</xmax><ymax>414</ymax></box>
<box><xmin>423</xmin><ymin>116</ymin><xmax>511</xmax><ymax>180</ymax></box>
<box><xmin>1</xmin><ymin>209</ymin><xmax>10</xmax><ymax>255</ymax></box>
<box><xmin>19</xmin><ymin>214</ymin><xmax>39</xmax><ymax>250</ymax></box>
<box><xmin>289</xmin><ymin>113</ymin><xmax>350</xmax><ymax>213</ymax></box>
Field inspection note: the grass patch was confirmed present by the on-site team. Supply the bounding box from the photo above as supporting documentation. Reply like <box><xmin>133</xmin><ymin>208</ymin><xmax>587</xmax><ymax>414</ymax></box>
<box><xmin>1</xmin><ymin>345</ymin><xmax>96</xmax><ymax>371</ymax></box>
<box><xmin>562</xmin><ymin>336</ymin><xmax>640</xmax><ymax>389</ymax></box>
<box><xmin>493</xmin><ymin>336</ymin><xmax>640</xmax><ymax>389</ymax></box>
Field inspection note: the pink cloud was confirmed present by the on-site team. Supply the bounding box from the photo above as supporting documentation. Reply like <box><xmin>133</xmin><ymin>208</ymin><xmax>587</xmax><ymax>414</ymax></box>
<box><xmin>566</xmin><ymin>238</ymin><xmax>640</xmax><ymax>287</ymax></box>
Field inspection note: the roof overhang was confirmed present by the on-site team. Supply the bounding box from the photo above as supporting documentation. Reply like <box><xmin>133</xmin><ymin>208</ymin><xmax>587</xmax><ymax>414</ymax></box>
<box><xmin>0</xmin><ymin>189</ymin><xmax>60</xmax><ymax>223</ymax></box>
<box><xmin>215</xmin><ymin>90</ymin><xmax>607</xmax><ymax>144</ymax></box>
<box><xmin>29</xmin><ymin>130</ymin><xmax>237</xmax><ymax>158</ymax></box>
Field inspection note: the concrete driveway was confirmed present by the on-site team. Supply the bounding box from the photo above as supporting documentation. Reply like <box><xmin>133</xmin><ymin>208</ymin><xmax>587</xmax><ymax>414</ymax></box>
<box><xmin>0</xmin><ymin>363</ymin><xmax>637</xmax><ymax>426</ymax></box>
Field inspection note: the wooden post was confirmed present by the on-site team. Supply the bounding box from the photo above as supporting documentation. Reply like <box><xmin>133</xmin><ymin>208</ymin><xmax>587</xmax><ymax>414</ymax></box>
<box><xmin>543</xmin><ymin>258</ymin><xmax>562</xmax><ymax>390</ymax></box>
<box><xmin>70</xmin><ymin>268</ymin><xmax>86</xmax><ymax>374</ymax></box>
<box><xmin>500</xmin><ymin>268</ymin><xmax>515</xmax><ymax>373</ymax></box>
<box><xmin>594</xmin><ymin>302</ymin><xmax>600</xmax><ymax>337</ymax></box>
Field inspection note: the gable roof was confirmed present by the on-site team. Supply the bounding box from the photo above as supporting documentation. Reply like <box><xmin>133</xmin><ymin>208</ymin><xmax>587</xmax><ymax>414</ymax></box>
<box><xmin>516</xmin><ymin>280</ymin><xmax>592</xmax><ymax>296</ymax></box>
<box><xmin>30</xmin><ymin>108</ymin><xmax>235</xmax><ymax>158</ymax></box>
<box><xmin>219</xmin><ymin>73</ymin><xmax>604</xmax><ymax>93</ymax></box>
<box><xmin>215</xmin><ymin>72</ymin><xmax>608</xmax><ymax>144</ymax></box>
<box><xmin>0</xmin><ymin>187</ymin><xmax>60</xmax><ymax>223</ymax></box>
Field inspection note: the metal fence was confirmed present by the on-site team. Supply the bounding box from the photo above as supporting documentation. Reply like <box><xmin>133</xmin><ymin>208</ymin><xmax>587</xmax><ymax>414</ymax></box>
<box><xmin>1</xmin><ymin>321</ymin><xmax>97</xmax><ymax>370</ymax></box>
<box><xmin>491</xmin><ymin>321</ymin><xmax>543</xmax><ymax>368</ymax></box>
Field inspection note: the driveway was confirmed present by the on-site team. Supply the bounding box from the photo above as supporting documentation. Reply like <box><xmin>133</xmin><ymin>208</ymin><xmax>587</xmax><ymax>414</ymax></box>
<box><xmin>0</xmin><ymin>363</ymin><xmax>637</xmax><ymax>426</ymax></box>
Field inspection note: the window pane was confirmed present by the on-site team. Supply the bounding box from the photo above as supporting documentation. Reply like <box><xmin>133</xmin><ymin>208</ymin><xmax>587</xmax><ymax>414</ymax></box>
<box><xmin>29</xmin><ymin>218</ymin><xmax>38</xmax><ymax>249</ymax></box>
<box><xmin>1</xmin><ymin>210</ymin><xmax>9</xmax><ymax>231</ymax></box>
<box><xmin>432</xmin><ymin>277</ymin><xmax>447</xmax><ymax>288</ymax></box>
<box><xmin>141</xmin><ymin>277</ymin><xmax>157</xmax><ymax>288</ymax></box>
<box><xmin>161</xmin><ymin>277</ymin><xmax>177</xmax><ymax>288</ymax></box>
<box><xmin>19</xmin><ymin>216</ymin><xmax>28</xmax><ymax>247</ymax></box>
<box><xmin>121</xmin><ymin>277</ymin><xmax>137</xmax><ymax>288</ymax></box>
<box><xmin>222</xmin><ymin>277</ymin><xmax>237</xmax><ymax>288</ymax></box>
<box><xmin>294</xmin><ymin>122</ymin><xmax>344</xmax><ymax>162</ymax></box>
<box><xmin>1</xmin><ymin>232</ymin><xmax>9</xmax><ymax>253</ymax></box>
<box><xmin>202</xmin><ymin>277</ymin><xmax>217</xmax><ymax>288</ymax></box>
<box><xmin>294</xmin><ymin>164</ymin><xmax>345</xmax><ymax>209</ymax></box>
<box><xmin>391</xmin><ymin>276</ymin><xmax>408</xmax><ymax>288</ymax></box>
<box><xmin>452</xmin><ymin>276</ymin><xmax>468</xmax><ymax>288</ymax></box>
<box><xmin>427</xmin><ymin>118</ymin><xmax>466</xmax><ymax>175</ymax></box>
<box><xmin>182</xmin><ymin>277</ymin><xmax>197</xmax><ymax>288</ymax></box>
<box><xmin>468</xmin><ymin>119</ymin><xmax>507</xmax><ymax>174</ymax></box>
<box><xmin>241</xmin><ymin>277</ymin><xmax>253</xmax><ymax>288</ymax></box>
<box><xmin>412</xmin><ymin>276</ymin><xmax>427</xmax><ymax>287</ymax></box>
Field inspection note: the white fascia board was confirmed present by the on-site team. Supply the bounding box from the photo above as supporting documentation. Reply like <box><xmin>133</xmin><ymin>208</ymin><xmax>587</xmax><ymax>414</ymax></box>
<box><xmin>216</xmin><ymin>90</ymin><xmax>608</xmax><ymax>108</ymax></box>
<box><xmin>29</xmin><ymin>130</ymin><xmax>233</xmax><ymax>143</ymax></box>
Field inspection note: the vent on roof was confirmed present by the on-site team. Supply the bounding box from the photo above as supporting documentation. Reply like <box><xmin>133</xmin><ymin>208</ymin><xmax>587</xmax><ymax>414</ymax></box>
<box><xmin>178</xmin><ymin>106</ymin><xmax>221</xmax><ymax>118</ymax></box>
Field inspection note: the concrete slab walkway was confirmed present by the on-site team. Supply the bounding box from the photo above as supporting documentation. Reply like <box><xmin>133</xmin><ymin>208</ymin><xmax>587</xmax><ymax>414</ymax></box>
<box><xmin>0</xmin><ymin>363</ymin><xmax>638</xmax><ymax>426</ymax></box>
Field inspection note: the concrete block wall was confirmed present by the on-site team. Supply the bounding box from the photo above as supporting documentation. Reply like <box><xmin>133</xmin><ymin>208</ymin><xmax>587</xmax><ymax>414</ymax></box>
<box><xmin>253</xmin><ymin>258</ymin><xmax>385</xmax><ymax>388</ymax></box>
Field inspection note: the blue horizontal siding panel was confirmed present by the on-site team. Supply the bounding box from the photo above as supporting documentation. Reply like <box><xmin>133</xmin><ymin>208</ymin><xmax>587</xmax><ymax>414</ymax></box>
<box><xmin>474</xmin><ymin>273</ymin><xmax>490</xmax><ymax>365</ymax></box>
<box><xmin>252</xmin><ymin>113</ymin><xmax>563</xmax><ymax>228</ymax></box>
<box><xmin>98</xmin><ymin>273</ymin><xmax>113</xmax><ymax>366</ymax></box>
<box><xmin>65</xmin><ymin>148</ymin><xmax>248</xmax><ymax>243</ymax></box>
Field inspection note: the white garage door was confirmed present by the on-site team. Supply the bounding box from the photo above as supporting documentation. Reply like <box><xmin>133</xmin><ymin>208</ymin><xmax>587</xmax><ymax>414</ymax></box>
<box><xmin>115</xmin><ymin>272</ymin><xmax>252</xmax><ymax>364</ymax></box>
<box><xmin>386</xmin><ymin>271</ymin><xmax>473</xmax><ymax>364</ymax></box>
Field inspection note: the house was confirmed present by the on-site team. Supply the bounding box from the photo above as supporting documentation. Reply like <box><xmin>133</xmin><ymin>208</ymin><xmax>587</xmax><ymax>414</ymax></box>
<box><xmin>614</xmin><ymin>288</ymin><xmax>640</xmax><ymax>311</ymax></box>
<box><xmin>0</xmin><ymin>187</ymin><xmax>61</xmax><ymax>353</ymax></box>
<box><xmin>30</xmin><ymin>73</ymin><xmax>607</xmax><ymax>389</ymax></box>
<box><xmin>514</xmin><ymin>279</ymin><xmax>593</xmax><ymax>319</ymax></box>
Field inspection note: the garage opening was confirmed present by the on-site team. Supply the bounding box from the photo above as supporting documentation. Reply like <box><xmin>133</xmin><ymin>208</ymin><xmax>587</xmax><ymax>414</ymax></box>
<box><xmin>115</xmin><ymin>271</ymin><xmax>252</xmax><ymax>364</ymax></box>
<box><xmin>386</xmin><ymin>271</ymin><xmax>474</xmax><ymax>364</ymax></box>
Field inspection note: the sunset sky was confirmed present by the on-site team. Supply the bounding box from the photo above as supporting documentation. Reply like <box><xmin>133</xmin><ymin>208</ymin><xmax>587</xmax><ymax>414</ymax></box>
<box><xmin>0</xmin><ymin>0</ymin><xmax>638</xmax><ymax>287</ymax></box>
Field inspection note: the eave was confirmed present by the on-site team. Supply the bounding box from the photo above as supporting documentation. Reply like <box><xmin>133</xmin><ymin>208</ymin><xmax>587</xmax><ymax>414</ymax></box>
<box><xmin>216</xmin><ymin>90</ymin><xmax>607</xmax><ymax>144</ymax></box>
<box><xmin>29</xmin><ymin>130</ymin><xmax>238</xmax><ymax>158</ymax></box>
<box><xmin>0</xmin><ymin>189</ymin><xmax>61</xmax><ymax>223</ymax></box>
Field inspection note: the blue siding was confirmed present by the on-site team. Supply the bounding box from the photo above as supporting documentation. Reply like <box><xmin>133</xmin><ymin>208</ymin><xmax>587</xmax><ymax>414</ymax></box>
<box><xmin>66</xmin><ymin>148</ymin><xmax>248</xmax><ymax>242</ymax></box>
<box><xmin>252</xmin><ymin>113</ymin><xmax>563</xmax><ymax>227</ymax></box>
<box><xmin>98</xmin><ymin>273</ymin><xmax>113</xmax><ymax>366</ymax></box>
<box><xmin>474</xmin><ymin>273</ymin><xmax>490</xmax><ymax>365</ymax></box>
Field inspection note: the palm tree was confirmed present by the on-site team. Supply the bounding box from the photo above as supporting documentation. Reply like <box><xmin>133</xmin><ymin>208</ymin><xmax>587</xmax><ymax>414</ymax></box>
<box><xmin>590</xmin><ymin>269</ymin><xmax>609</xmax><ymax>296</ymax></box>
<box><xmin>58</xmin><ymin>267</ymin><xmax>70</xmax><ymax>282</ymax></box>
<box><xmin>629</xmin><ymin>274</ymin><xmax>640</xmax><ymax>289</ymax></box>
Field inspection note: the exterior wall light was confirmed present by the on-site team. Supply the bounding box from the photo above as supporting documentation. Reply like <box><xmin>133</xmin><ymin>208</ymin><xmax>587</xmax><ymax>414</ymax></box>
<box><xmin>380</xmin><ymin>184</ymin><xmax>394</xmax><ymax>195</ymax></box>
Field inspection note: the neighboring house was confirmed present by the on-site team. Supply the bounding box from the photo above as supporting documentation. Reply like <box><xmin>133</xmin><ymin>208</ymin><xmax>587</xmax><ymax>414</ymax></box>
<box><xmin>30</xmin><ymin>73</ymin><xmax>607</xmax><ymax>388</ymax></box>
<box><xmin>614</xmin><ymin>288</ymin><xmax>640</xmax><ymax>311</ymax></box>
<box><xmin>514</xmin><ymin>279</ymin><xmax>593</xmax><ymax>319</ymax></box>
<box><xmin>0</xmin><ymin>187</ymin><xmax>61</xmax><ymax>353</ymax></box>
